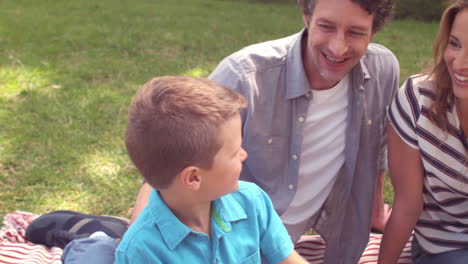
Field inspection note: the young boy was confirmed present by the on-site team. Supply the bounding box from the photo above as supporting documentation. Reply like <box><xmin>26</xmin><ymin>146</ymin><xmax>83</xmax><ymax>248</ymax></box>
<box><xmin>117</xmin><ymin>76</ymin><xmax>307</xmax><ymax>264</ymax></box>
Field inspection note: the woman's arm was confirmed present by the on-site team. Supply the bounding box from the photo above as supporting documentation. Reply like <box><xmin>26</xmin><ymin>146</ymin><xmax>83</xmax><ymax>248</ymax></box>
<box><xmin>278</xmin><ymin>250</ymin><xmax>309</xmax><ymax>264</ymax></box>
<box><xmin>129</xmin><ymin>182</ymin><xmax>152</xmax><ymax>225</ymax></box>
<box><xmin>377</xmin><ymin>124</ymin><xmax>424</xmax><ymax>264</ymax></box>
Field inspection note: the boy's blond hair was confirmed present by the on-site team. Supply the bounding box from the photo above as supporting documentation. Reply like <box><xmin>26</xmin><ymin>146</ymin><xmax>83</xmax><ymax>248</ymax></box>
<box><xmin>125</xmin><ymin>76</ymin><xmax>246</xmax><ymax>189</ymax></box>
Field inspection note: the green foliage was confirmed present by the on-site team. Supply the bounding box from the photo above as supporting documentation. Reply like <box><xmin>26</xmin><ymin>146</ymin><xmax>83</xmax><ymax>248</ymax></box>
<box><xmin>394</xmin><ymin>0</ymin><xmax>448</xmax><ymax>21</ymax></box>
<box><xmin>374</xmin><ymin>20</ymin><xmax>438</xmax><ymax>81</ymax></box>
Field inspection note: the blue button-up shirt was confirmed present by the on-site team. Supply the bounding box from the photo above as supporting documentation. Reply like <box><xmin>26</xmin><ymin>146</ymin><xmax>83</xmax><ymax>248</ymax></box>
<box><xmin>116</xmin><ymin>181</ymin><xmax>294</xmax><ymax>264</ymax></box>
<box><xmin>209</xmin><ymin>30</ymin><xmax>399</xmax><ymax>263</ymax></box>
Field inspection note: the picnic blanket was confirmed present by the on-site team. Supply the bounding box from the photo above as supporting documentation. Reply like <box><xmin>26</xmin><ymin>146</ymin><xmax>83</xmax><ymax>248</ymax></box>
<box><xmin>0</xmin><ymin>211</ymin><xmax>413</xmax><ymax>264</ymax></box>
<box><xmin>0</xmin><ymin>211</ymin><xmax>62</xmax><ymax>264</ymax></box>
<box><xmin>295</xmin><ymin>233</ymin><xmax>413</xmax><ymax>263</ymax></box>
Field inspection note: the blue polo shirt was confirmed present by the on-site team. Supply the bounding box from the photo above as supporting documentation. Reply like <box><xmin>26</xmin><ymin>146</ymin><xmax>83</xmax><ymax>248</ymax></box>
<box><xmin>115</xmin><ymin>181</ymin><xmax>293</xmax><ymax>264</ymax></box>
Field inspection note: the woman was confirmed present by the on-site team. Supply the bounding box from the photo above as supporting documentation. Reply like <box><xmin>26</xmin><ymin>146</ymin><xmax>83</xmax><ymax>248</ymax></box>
<box><xmin>378</xmin><ymin>1</ymin><xmax>468</xmax><ymax>263</ymax></box>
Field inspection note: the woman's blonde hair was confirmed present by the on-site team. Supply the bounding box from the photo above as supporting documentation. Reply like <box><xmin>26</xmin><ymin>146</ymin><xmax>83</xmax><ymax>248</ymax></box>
<box><xmin>429</xmin><ymin>0</ymin><xmax>468</xmax><ymax>130</ymax></box>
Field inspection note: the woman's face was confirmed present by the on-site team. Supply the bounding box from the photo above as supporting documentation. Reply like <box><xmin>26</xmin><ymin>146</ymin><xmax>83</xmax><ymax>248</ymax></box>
<box><xmin>444</xmin><ymin>7</ymin><xmax>468</xmax><ymax>101</ymax></box>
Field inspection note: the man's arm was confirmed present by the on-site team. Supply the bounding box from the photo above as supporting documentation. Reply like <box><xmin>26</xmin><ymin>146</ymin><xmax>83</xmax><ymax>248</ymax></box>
<box><xmin>129</xmin><ymin>182</ymin><xmax>152</xmax><ymax>225</ymax></box>
<box><xmin>278</xmin><ymin>250</ymin><xmax>309</xmax><ymax>264</ymax></box>
<box><xmin>371</xmin><ymin>171</ymin><xmax>391</xmax><ymax>232</ymax></box>
<box><xmin>371</xmin><ymin>43</ymin><xmax>399</xmax><ymax>233</ymax></box>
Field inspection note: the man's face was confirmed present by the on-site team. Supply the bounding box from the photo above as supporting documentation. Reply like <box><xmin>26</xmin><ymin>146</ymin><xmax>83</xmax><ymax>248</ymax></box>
<box><xmin>303</xmin><ymin>0</ymin><xmax>374</xmax><ymax>90</ymax></box>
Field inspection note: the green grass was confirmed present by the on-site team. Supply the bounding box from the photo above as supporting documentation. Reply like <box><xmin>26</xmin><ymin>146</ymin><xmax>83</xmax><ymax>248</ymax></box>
<box><xmin>374</xmin><ymin>19</ymin><xmax>439</xmax><ymax>82</ymax></box>
<box><xmin>0</xmin><ymin>0</ymin><xmax>438</xmax><ymax>219</ymax></box>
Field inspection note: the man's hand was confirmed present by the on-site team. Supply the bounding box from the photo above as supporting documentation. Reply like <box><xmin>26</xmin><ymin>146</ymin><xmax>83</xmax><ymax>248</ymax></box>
<box><xmin>372</xmin><ymin>202</ymin><xmax>391</xmax><ymax>233</ymax></box>
<box><xmin>371</xmin><ymin>171</ymin><xmax>392</xmax><ymax>233</ymax></box>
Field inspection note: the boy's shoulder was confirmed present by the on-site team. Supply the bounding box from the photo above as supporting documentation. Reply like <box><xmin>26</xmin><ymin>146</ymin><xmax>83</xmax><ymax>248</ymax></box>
<box><xmin>116</xmin><ymin>198</ymin><xmax>162</xmax><ymax>243</ymax></box>
<box><xmin>236</xmin><ymin>180</ymin><xmax>262</xmax><ymax>192</ymax></box>
<box><xmin>116</xmin><ymin>204</ymin><xmax>164</xmax><ymax>261</ymax></box>
<box><xmin>116</xmin><ymin>190</ymin><xmax>186</xmax><ymax>260</ymax></box>
<box><xmin>220</xmin><ymin>181</ymin><xmax>272</xmax><ymax>217</ymax></box>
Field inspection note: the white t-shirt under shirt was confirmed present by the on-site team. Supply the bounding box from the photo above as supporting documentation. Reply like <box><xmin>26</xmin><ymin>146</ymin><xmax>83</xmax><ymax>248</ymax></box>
<box><xmin>281</xmin><ymin>74</ymin><xmax>349</xmax><ymax>242</ymax></box>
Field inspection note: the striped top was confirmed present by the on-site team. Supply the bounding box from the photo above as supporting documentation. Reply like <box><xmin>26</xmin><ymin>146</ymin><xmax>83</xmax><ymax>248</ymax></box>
<box><xmin>388</xmin><ymin>74</ymin><xmax>468</xmax><ymax>254</ymax></box>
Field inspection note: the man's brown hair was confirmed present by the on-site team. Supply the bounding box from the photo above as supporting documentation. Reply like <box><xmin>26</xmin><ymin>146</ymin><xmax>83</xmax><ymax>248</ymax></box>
<box><xmin>125</xmin><ymin>76</ymin><xmax>247</xmax><ymax>189</ymax></box>
<box><xmin>297</xmin><ymin>0</ymin><xmax>395</xmax><ymax>33</ymax></box>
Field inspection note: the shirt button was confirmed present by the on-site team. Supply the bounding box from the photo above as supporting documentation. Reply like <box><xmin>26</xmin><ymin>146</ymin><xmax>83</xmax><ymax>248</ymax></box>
<box><xmin>298</xmin><ymin>117</ymin><xmax>305</xmax><ymax>123</ymax></box>
<box><xmin>267</xmin><ymin>138</ymin><xmax>273</xmax><ymax>144</ymax></box>
<box><xmin>292</xmin><ymin>154</ymin><xmax>298</xmax><ymax>160</ymax></box>
<box><xmin>289</xmin><ymin>184</ymin><xmax>295</xmax><ymax>190</ymax></box>
<box><xmin>367</xmin><ymin>119</ymin><xmax>372</xmax><ymax>125</ymax></box>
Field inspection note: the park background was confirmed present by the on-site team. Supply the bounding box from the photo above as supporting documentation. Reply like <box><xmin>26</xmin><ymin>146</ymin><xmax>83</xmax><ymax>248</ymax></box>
<box><xmin>0</xmin><ymin>0</ymin><xmax>442</xmax><ymax>220</ymax></box>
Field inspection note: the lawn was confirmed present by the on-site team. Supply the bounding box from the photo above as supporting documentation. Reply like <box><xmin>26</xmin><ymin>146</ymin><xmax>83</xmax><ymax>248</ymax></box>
<box><xmin>0</xmin><ymin>0</ymin><xmax>439</xmax><ymax>219</ymax></box>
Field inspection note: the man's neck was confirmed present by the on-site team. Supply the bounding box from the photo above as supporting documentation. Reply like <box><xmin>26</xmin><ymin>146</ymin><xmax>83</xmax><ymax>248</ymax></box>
<box><xmin>160</xmin><ymin>189</ymin><xmax>212</xmax><ymax>235</ymax></box>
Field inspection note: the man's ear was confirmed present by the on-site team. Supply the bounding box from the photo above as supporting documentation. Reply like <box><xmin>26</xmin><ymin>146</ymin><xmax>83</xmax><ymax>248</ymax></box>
<box><xmin>302</xmin><ymin>14</ymin><xmax>310</xmax><ymax>30</ymax></box>
<box><xmin>179</xmin><ymin>166</ymin><xmax>202</xmax><ymax>191</ymax></box>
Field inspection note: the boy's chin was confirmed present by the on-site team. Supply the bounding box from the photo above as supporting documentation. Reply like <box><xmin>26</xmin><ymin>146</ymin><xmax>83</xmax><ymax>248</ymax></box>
<box><xmin>211</xmin><ymin>181</ymin><xmax>240</xmax><ymax>200</ymax></box>
<box><xmin>231</xmin><ymin>182</ymin><xmax>239</xmax><ymax>192</ymax></box>
<box><xmin>223</xmin><ymin>182</ymin><xmax>240</xmax><ymax>196</ymax></box>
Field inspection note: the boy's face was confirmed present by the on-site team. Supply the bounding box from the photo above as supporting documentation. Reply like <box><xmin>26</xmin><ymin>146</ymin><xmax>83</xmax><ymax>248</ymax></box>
<box><xmin>198</xmin><ymin>113</ymin><xmax>247</xmax><ymax>200</ymax></box>
<box><xmin>303</xmin><ymin>0</ymin><xmax>373</xmax><ymax>89</ymax></box>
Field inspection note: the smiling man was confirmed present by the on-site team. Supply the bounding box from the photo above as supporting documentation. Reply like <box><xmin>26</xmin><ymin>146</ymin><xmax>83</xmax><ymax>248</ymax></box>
<box><xmin>205</xmin><ymin>0</ymin><xmax>399</xmax><ymax>262</ymax></box>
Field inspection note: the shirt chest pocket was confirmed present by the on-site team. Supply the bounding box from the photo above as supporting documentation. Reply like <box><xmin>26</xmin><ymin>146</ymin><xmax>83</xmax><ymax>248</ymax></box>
<box><xmin>238</xmin><ymin>250</ymin><xmax>260</xmax><ymax>264</ymax></box>
<box><xmin>243</xmin><ymin>135</ymin><xmax>290</xmax><ymax>190</ymax></box>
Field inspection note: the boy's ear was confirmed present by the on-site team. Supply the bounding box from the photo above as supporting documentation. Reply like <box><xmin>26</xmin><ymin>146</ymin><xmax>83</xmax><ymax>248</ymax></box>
<box><xmin>179</xmin><ymin>166</ymin><xmax>202</xmax><ymax>191</ymax></box>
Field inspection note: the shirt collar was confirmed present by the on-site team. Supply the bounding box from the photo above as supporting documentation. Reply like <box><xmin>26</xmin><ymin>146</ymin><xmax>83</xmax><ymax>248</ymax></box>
<box><xmin>285</xmin><ymin>29</ymin><xmax>310</xmax><ymax>99</ymax></box>
<box><xmin>149</xmin><ymin>190</ymin><xmax>192</xmax><ymax>251</ymax></box>
<box><xmin>213</xmin><ymin>190</ymin><xmax>247</xmax><ymax>223</ymax></box>
<box><xmin>210</xmin><ymin>192</ymin><xmax>247</xmax><ymax>239</ymax></box>
<box><xmin>149</xmin><ymin>189</ymin><xmax>247</xmax><ymax>251</ymax></box>
<box><xmin>354</xmin><ymin>54</ymin><xmax>371</xmax><ymax>85</ymax></box>
<box><xmin>285</xmin><ymin>28</ymin><xmax>371</xmax><ymax>99</ymax></box>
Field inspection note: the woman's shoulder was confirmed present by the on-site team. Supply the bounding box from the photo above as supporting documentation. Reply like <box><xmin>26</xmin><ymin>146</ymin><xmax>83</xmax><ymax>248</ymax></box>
<box><xmin>401</xmin><ymin>73</ymin><xmax>436</xmax><ymax>106</ymax></box>
<box><xmin>406</xmin><ymin>73</ymin><xmax>434</xmax><ymax>93</ymax></box>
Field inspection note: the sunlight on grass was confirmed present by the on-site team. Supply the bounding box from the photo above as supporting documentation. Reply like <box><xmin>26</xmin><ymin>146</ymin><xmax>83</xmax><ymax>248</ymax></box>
<box><xmin>0</xmin><ymin>64</ymin><xmax>59</xmax><ymax>98</ymax></box>
<box><xmin>183</xmin><ymin>67</ymin><xmax>210</xmax><ymax>78</ymax></box>
<box><xmin>80</xmin><ymin>151</ymin><xmax>123</xmax><ymax>179</ymax></box>
<box><xmin>0</xmin><ymin>65</ymin><xmax>52</xmax><ymax>172</ymax></box>
<box><xmin>40</xmin><ymin>188</ymin><xmax>94</xmax><ymax>213</ymax></box>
